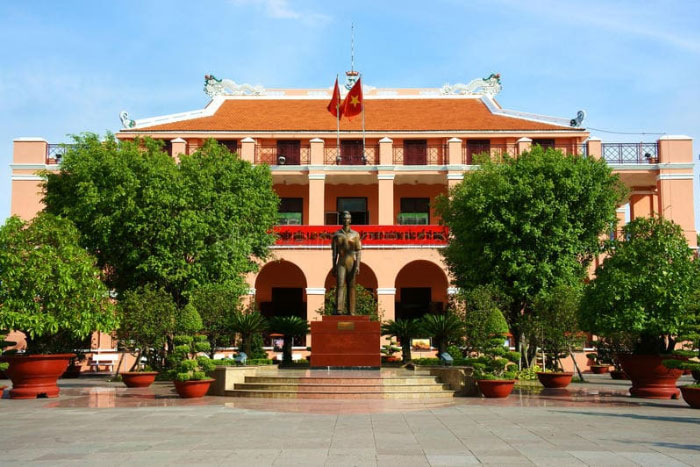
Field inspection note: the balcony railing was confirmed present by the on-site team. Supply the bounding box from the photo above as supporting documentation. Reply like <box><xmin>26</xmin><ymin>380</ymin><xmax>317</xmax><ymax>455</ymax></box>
<box><xmin>602</xmin><ymin>143</ymin><xmax>658</xmax><ymax>164</ymax></box>
<box><xmin>392</xmin><ymin>145</ymin><xmax>447</xmax><ymax>165</ymax></box>
<box><xmin>274</xmin><ymin>225</ymin><xmax>449</xmax><ymax>246</ymax></box>
<box><xmin>323</xmin><ymin>145</ymin><xmax>378</xmax><ymax>165</ymax></box>
<box><xmin>46</xmin><ymin>144</ymin><xmax>73</xmax><ymax>164</ymax></box>
<box><xmin>255</xmin><ymin>145</ymin><xmax>310</xmax><ymax>165</ymax></box>
<box><xmin>553</xmin><ymin>144</ymin><xmax>587</xmax><ymax>156</ymax></box>
<box><xmin>463</xmin><ymin>144</ymin><xmax>517</xmax><ymax>164</ymax></box>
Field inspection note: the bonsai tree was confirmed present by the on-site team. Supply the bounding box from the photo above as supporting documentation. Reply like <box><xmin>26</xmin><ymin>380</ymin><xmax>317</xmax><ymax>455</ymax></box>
<box><xmin>322</xmin><ymin>285</ymin><xmax>382</xmax><ymax>321</ymax></box>
<box><xmin>0</xmin><ymin>214</ymin><xmax>118</xmax><ymax>354</ymax></box>
<box><xmin>579</xmin><ymin>216</ymin><xmax>700</xmax><ymax>355</ymax></box>
<box><xmin>268</xmin><ymin>316</ymin><xmax>309</xmax><ymax>366</ymax></box>
<box><xmin>457</xmin><ymin>285</ymin><xmax>511</xmax><ymax>355</ymax></box>
<box><xmin>230</xmin><ymin>307</ymin><xmax>267</xmax><ymax>357</ymax></box>
<box><xmin>189</xmin><ymin>282</ymin><xmax>240</xmax><ymax>357</ymax></box>
<box><xmin>117</xmin><ymin>285</ymin><xmax>178</xmax><ymax>371</ymax></box>
<box><xmin>419</xmin><ymin>312</ymin><xmax>464</xmax><ymax>355</ymax></box>
<box><xmin>381</xmin><ymin>319</ymin><xmax>422</xmax><ymax>363</ymax></box>
<box><xmin>169</xmin><ymin>335</ymin><xmax>216</xmax><ymax>382</ymax></box>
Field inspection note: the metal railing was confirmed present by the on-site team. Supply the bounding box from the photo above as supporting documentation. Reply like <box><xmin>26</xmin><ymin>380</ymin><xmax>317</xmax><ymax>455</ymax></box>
<box><xmin>553</xmin><ymin>144</ymin><xmax>587</xmax><ymax>156</ymax></box>
<box><xmin>463</xmin><ymin>143</ymin><xmax>517</xmax><ymax>164</ymax></box>
<box><xmin>393</xmin><ymin>145</ymin><xmax>446</xmax><ymax>165</ymax></box>
<box><xmin>46</xmin><ymin>144</ymin><xmax>74</xmax><ymax>164</ymax></box>
<box><xmin>323</xmin><ymin>145</ymin><xmax>378</xmax><ymax>165</ymax></box>
<box><xmin>254</xmin><ymin>145</ymin><xmax>310</xmax><ymax>165</ymax></box>
<box><xmin>602</xmin><ymin>143</ymin><xmax>658</xmax><ymax>164</ymax></box>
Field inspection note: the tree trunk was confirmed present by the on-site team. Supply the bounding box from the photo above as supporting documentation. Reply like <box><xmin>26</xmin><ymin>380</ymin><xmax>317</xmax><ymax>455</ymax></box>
<box><xmin>282</xmin><ymin>338</ymin><xmax>293</xmax><ymax>366</ymax></box>
<box><xmin>128</xmin><ymin>349</ymin><xmax>142</xmax><ymax>372</ymax></box>
<box><xmin>569</xmin><ymin>346</ymin><xmax>585</xmax><ymax>382</ymax></box>
<box><xmin>402</xmin><ymin>342</ymin><xmax>412</xmax><ymax>363</ymax></box>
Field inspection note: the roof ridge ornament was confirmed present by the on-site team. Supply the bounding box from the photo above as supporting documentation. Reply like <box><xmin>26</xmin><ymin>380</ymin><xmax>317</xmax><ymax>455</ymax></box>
<box><xmin>119</xmin><ymin>111</ymin><xmax>135</xmax><ymax>128</ymax></box>
<box><xmin>441</xmin><ymin>73</ymin><xmax>502</xmax><ymax>97</ymax></box>
<box><xmin>203</xmin><ymin>74</ymin><xmax>264</xmax><ymax>98</ymax></box>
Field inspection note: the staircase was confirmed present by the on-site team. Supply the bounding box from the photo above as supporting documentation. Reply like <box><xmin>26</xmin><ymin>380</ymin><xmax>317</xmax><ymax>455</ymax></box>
<box><xmin>226</xmin><ymin>371</ymin><xmax>454</xmax><ymax>399</ymax></box>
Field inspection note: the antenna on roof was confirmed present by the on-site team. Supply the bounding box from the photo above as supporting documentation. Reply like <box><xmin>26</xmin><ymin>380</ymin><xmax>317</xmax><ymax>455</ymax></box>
<box><xmin>345</xmin><ymin>23</ymin><xmax>359</xmax><ymax>90</ymax></box>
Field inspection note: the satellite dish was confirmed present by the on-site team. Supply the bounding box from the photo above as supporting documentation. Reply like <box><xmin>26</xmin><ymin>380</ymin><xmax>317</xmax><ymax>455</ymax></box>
<box><xmin>277</xmin><ymin>155</ymin><xmax>286</xmax><ymax>165</ymax></box>
<box><xmin>570</xmin><ymin>110</ymin><xmax>586</xmax><ymax>127</ymax></box>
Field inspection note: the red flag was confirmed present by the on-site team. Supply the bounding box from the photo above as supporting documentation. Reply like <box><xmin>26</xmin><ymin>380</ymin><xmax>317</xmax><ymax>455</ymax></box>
<box><xmin>342</xmin><ymin>77</ymin><xmax>363</xmax><ymax>119</ymax></box>
<box><xmin>327</xmin><ymin>77</ymin><xmax>343</xmax><ymax>118</ymax></box>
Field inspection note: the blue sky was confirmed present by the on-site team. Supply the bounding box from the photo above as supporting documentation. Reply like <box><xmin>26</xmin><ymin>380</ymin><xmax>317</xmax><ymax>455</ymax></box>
<box><xmin>1</xmin><ymin>0</ymin><xmax>699</xmax><ymax>226</ymax></box>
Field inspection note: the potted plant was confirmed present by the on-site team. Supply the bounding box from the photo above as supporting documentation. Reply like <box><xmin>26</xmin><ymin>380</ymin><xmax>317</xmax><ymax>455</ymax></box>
<box><xmin>419</xmin><ymin>312</ymin><xmax>464</xmax><ymax>356</ymax></box>
<box><xmin>586</xmin><ymin>351</ymin><xmax>611</xmax><ymax>374</ymax></box>
<box><xmin>229</xmin><ymin>307</ymin><xmax>268</xmax><ymax>357</ymax></box>
<box><xmin>381</xmin><ymin>319</ymin><xmax>422</xmax><ymax>363</ymax></box>
<box><xmin>170</xmin><ymin>335</ymin><xmax>216</xmax><ymax>398</ymax></box>
<box><xmin>268</xmin><ymin>316</ymin><xmax>309</xmax><ymax>367</ymax></box>
<box><xmin>116</xmin><ymin>285</ymin><xmax>179</xmax><ymax>388</ymax></box>
<box><xmin>0</xmin><ymin>214</ymin><xmax>118</xmax><ymax>399</ymax></box>
<box><xmin>579</xmin><ymin>217</ymin><xmax>699</xmax><ymax>399</ymax></box>
<box><xmin>663</xmin><ymin>356</ymin><xmax>700</xmax><ymax>408</ymax></box>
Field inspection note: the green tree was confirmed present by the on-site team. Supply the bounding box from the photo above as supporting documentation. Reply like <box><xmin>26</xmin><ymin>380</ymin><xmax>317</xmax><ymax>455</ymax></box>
<box><xmin>43</xmin><ymin>135</ymin><xmax>278</xmax><ymax>306</ymax></box>
<box><xmin>0</xmin><ymin>214</ymin><xmax>117</xmax><ymax>354</ymax></box>
<box><xmin>268</xmin><ymin>316</ymin><xmax>309</xmax><ymax>366</ymax></box>
<box><xmin>579</xmin><ymin>216</ymin><xmax>700</xmax><ymax>355</ymax></box>
<box><xmin>457</xmin><ymin>285</ymin><xmax>511</xmax><ymax>354</ymax></box>
<box><xmin>436</xmin><ymin>146</ymin><xmax>626</xmax><ymax>362</ymax></box>
<box><xmin>117</xmin><ymin>284</ymin><xmax>178</xmax><ymax>370</ymax></box>
<box><xmin>230</xmin><ymin>308</ymin><xmax>268</xmax><ymax>357</ymax></box>
<box><xmin>381</xmin><ymin>319</ymin><xmax>422</xmax><ymax>363</ymax></box>
<box><xmin>321</xmin><ymin>285</ymin><xmax>382</xmax><ymax>321</ymax></box>
<box><xmin>189</xmin><ymin>282</ymin><xmax>240</xmax><ymax>357</ymax></box>
<box><xmin>419</xmin><ymin>313</ymin><xmax>464</xmax><ymax>355</ymax></box>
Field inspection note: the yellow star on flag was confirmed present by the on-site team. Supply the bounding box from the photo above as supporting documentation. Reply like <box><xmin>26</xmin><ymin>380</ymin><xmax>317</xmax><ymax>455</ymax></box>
<box><xmin>350</xmin><ymin>95</ymin><xmax>360</xmax><ymax>107</ymax></box>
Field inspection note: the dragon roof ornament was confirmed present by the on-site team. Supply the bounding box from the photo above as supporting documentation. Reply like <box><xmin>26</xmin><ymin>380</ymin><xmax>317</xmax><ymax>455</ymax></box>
<box><xmin>204</xmin><ymin>74</ymin><xmax>264</xmax><ymax>98</ymax></box>
<box><xmin>441</xmin><ymin>73</ymin><xmax>502</xmax><ymax>97</ymax></box>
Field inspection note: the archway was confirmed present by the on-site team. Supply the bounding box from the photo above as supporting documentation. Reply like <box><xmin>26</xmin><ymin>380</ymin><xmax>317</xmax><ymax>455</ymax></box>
<box><xmin>394</xmin><ymin>260</ymin><xmax>449</xmax><ymax>321</ymax></box>
<box><xmin>323</xmin><ymin>263</ymin><xmax>379</xmax><ymax>314</ymax></box>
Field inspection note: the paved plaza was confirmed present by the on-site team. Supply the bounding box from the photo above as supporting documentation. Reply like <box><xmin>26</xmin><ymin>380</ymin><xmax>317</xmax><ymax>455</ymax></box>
<box><xmin>1</xmin><ymin>373</ymin><xmax>699</xmax><ymax>466</ymax></box>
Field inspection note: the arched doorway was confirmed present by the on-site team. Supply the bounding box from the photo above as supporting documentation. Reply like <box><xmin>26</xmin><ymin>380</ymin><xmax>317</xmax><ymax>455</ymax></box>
<box><xmin>323</xmin><ymin>263</ymin><xmax>379</xmax><ymax>314</ymax></box>
<box><xmin>394</xmin><ymin>260</ymin><xmax>449</xmax><ymax>320</ymax></box>
<box><xmin>255</xmin><ymin>260</ymin><xmax>307</xmax><ymax>346</ymax></box>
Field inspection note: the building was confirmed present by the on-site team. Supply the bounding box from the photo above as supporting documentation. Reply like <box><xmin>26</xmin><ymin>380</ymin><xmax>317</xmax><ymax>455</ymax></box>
<box><xmin>10</xmin><ymin>73</ymin><xmax>697</xmax><ymax>356</ymax></box>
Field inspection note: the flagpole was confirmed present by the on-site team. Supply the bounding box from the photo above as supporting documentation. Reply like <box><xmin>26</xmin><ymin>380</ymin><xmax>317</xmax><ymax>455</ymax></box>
<box><xmin>361</xmin><ymin>74</ymin><xmax>366</xmax><ymax>164</ymax></box>
<box><xmin>336</xmin><ymin>74</ymin><xmax>341</xmax><ymax>164</ymax></box>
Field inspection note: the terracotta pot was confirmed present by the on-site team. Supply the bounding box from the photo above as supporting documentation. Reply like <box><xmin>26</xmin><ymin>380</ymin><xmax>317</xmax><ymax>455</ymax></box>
<box><xmin>610</xmin><ymin>370</ymin><xmax>629</xmax><ymax>380</ymax></box>
<box><xmin>173</xmin><ymin>379</ymin><xmax>214</xmax><ymax>398</ymax></box>
<box><xmin>590</xmin><ymin>365</ymin><xmax>610</xmax><ymax>374</ymax></box>
<box><xmin>679</xmin><ymin>386</ymin><xmax>700</xmax><ymax>409</ymax></box>
<box><xmin>537</xmin><ymin>372</ymin><xmax>573</xmax><ymax>389</ymax></box>
<box><xmin>618</xmin><ymin>354</ymin><xmax>685</xmax><ymax>399</ymax></box>
<box><xmin>477</xmin><ymin>379</ymin><xmax>515</xmax><ymax>398</ymax></box>
<box><xmin>122</xmin><ymin>371</ymin><xmax>158</xmax><ymax>388</ymax></box>
<box><xmin>1</xmin><ymin>354</ymin><xmax>74</xmax><ymax>399</ymax></box>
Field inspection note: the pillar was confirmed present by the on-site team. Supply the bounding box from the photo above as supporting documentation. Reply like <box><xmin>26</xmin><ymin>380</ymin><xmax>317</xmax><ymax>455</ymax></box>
<box><xmin>446</xmin><ymin>173</ymin><xmax>463</xmax><ymax>191</ymax></box>
<box><xmin>516</xmin><ymin>137</ymin><xmax>532</xmax><ymax>156</ymax></box>
<box><xmin>306</xmin><ymin>288</ymin><xmax>326</xmax><ymax>347</ymax></box>
<box><xmin>170</xmin><ymin>138</ymin><xmax>186</xmax><ymax>164</ymax></box>
<box><xmin>377</xmin><ymin>288</ymin><xmax>396</xmax><ymax>345</ymax></box>
<box><xmin>656</xmin><ymin>135</ymin><xmax>696</xmax><ymax>247</ymax></box>
<box><xmin>629</xmin><ymin>189</ymin><xmax>657</xmax><ymax>219</ymax></box>
<box><xmin>379</xmin><ymin>137</ymin><xmax>393</xmax><ymax>165</ymax></box>
<box><xmin>586</xmin><ymin>136</ymin><xmax>602</xmax><ymax>160</ymax></box>
<box><xmin>447</xmin><ymin>137</ymin><xmax>463</xmax><ymax>165</ymax></box>
<box><xmin>308</xmin><ymin>173</ymin><xmax>326</xmax><ymax>225</ymax></box>
<box><xmin>377</xmin><ymin>173</ymin><xmax>395</xmax><ymax>225</ymax></box>
<box><xmin>11</xmin><ymin>138</ymin><xmax>49</xmax><ymax>219</ymax></box>
<box><xmin>240</xmin><ymin>137</ymin><xmax>255</xmax><ymax>163</ymax></box>
<box><xmin>310</xmin><ymin>138</ymin><xmax>324</xmax><ymax>165</ymax></box>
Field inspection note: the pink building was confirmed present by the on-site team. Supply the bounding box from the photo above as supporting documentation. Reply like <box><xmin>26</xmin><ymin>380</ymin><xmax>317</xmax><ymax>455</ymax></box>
<box><xmin>10</xmin><ymin>74</ymin><xmax>697</xmax><ymax>361</ymax></box>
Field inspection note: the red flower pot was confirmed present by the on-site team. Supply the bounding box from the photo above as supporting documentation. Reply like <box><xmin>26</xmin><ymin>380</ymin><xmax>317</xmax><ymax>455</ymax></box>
<box><xmin>590</xmin><ymin>365</ymin><xmax>610</xmax><ymax>374</ymax></box>
<box><xmin>679</xmin><ymin>386</ymin><xmax>700</xmax><ymax>409</ymax></box>
<box><xmin>122</xmin><ymin>371</ymin><xmax>159</xmax><ymax>388</ymax></box>
<box><xmin>537</xmin><ymin>372</ymin><xmax>573</xmax><ymax>389</ymax></box>
<box><xmin>618</xmin><ymin>354</ymin><xmax>685</xmax><ymax>399</ymax></box>
<box><xmin>477</xmin><ymin>379</ymin><xmax>515</xmax><ymax>398</ymax></box>
<box><xmin>1</xmin><ymin>354</ymin><xmax>74</xmax><ymax>399</ymax></box>
<box><xmin>610</xmin><ymin>370</ymin><xmax>629</xmax><ymax>380</ymax></box>
<box><xmin>173</xmin><ymin>379</ymin><xmax>214</xmax><ymax>398</ymax></box>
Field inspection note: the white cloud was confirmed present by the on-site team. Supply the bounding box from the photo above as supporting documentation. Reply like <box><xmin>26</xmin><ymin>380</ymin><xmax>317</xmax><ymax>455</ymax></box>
<box><xmin>229</xmin><ymin>0</ymin><xmax>330</xmax><ymax>23</ymax></box>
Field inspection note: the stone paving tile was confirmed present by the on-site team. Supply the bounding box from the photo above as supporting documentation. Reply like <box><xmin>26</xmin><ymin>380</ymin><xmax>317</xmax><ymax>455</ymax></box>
<box><xmin>425</xmin><ymin>453</ymin><xmax>480</xmax><ymax>466</ymax></box>
<box><xmin>376</xmin><ymin>454</ymin><xmax>429</xmax><ymax>467</ymax></box>
<box><xmin>618</xmin><ymin>451</ymin><xmax>692</xmax><ymax>466</ymax></box>
<box><xmin>567</xmin><ymin>450</ymin><xmax>640</xmax><ymax>466</ymax></box>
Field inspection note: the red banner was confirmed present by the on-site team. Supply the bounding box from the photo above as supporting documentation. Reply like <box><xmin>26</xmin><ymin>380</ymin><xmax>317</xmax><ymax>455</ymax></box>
<box><xmin>274</xmin><ymin>225</ymin><xmax>449</xmax><ymax>246</ymax></box>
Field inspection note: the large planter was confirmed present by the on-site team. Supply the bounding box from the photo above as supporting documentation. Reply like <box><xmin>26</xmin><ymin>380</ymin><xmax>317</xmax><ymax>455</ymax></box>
<box><xmin>1</xmin><ymin>353</ymin><xmax>74</xmax><ymax>399</ymax></box>
<box><xmin>679</xmin><ymin>386</ymin><xmax>700</xmax><ymax>409</ymax></box>
<box><xmin>590</xmin><ymin>365</ymin><xmax>610</xmax><ymax>374</ymax></box>
<box><xmin>173</xmin><ymin>379</ymin><xmax>214</xmax><ymax>398</ymax></box>
<box><xmin>122</xmin><ymin>371</ymin><xmax>158</xmax><ymax>388</ymax></box>
<box><xmin>477</xmin><ymin>379</ymin><xmax>515</xmax><ymax>398</ymax></box>
<box><xmin>537</xmin><ymin>372</ymin><xmax>573</xmax><ymax>389</ymax></box>
<box><xmin>610</xmin><ymin>370</ymin><xmax>629</xmax><ymax>380</ymax></box>
<box><xmin>618</xmin><ymin>354</ymin><xmax>684</xmax><ymax>399</ymax></box>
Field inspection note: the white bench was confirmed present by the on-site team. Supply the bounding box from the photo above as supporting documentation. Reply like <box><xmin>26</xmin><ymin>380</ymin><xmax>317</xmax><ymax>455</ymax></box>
<box><xmin>88</xmin><ymin>353</ymin><xmax>120</xmax><ymax>373</ymax></box>
<box><xmin>275</xmin><ymin>353</ymin><xmax>303</xmax><ymax>362</ymax></box>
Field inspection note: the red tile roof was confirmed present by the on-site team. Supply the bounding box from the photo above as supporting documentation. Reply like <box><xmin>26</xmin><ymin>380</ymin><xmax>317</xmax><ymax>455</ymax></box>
<box><xmin>133</xmin><ymin>98</ymin><xmax>573</xmax><ymax>132</ymax></box>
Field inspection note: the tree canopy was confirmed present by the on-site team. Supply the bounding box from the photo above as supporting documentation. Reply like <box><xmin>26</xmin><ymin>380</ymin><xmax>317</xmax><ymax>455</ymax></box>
<box><xmin>579</xmin><ymin>216</ymin><xmax>699</xmax><ymax>354</ymax></box>
<box><xmin>436</xmin><ymin>146</ymin><xmax>627</xmax><ymax>343</ymax></box>
<box><xmin>43</xmin><ymin>135</ymin><xmax>279</xmax><ymax>306</ymax></box>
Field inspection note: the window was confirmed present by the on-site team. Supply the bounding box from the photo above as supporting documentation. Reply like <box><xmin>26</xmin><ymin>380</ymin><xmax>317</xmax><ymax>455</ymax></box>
<box><xmin>340</xmin><ymin>140</ymin><xmax>365</xmax><ymax>165</ymax></box>
<box><xmin>277</xmin><ymin>140</ymin><xmax>301</xmax><ymax>165</ymax></box>
<box><xmin>217</xmin><ymin>140</ymin><xmax>238</xmax><ymax>153</ymax></box>
<box><xmin>399</xmin><ymin>198</ymin><xmax>430</xmax><ymax>225</ymax></box>
<box><xmin>532</xmin><ymin>139</ymin><xmax>555</xmax><ymax>149</ymax></box>
<box><xmin>278</xmin><ymin>198</ymin><xmax>303</xmax><ymax>225</ymax></box>
<box><xmin>404</xmin><ymin>140</ymin><xmax>427</xmax><ymax>165</ymax></box>
<box><xmin>336</xmin><ymin>197</ymin><xmax>369</xmax><ymax>225</ymax></box>
<box><xmin>466</xmin><ymin>139</ymin><xmax>490</xmax><ymax>164</ymax></box>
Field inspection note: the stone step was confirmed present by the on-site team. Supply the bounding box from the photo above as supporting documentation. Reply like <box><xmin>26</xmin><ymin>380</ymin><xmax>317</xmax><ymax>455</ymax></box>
<box><xmin>225</xmin><ymin>389</ymin><xmax>455</xmax><ymax>399</ymax></box>
<box><xmin>244</xmin><ymin>376</ymin><xmax>440</xmax><ymax>385</ymax></box>
<box><xmin>235</xmin><ymin>383</ymin><xmax>450</xmax><ymax>392</ymax></box>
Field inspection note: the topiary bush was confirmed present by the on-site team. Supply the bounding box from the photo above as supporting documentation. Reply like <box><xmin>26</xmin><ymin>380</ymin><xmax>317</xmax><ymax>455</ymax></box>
<box><xmin>169</xmin><ymin>335</ymin><xmax>215</xmax><ymax>382</ymax></box>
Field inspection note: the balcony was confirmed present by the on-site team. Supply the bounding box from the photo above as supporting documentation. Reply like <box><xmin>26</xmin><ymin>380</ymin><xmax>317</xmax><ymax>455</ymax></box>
<box><xmin>602</xmin><ymin>143</ymin><xmax>658</xmax><ymax>164</ymax></box>
<box><xmin>323</xmin><ymin>145</ymin><xmax>378</xmax><ymax>165</ymax></box>
<box><xmin>255</xmin><ymin>145</ymin><xmax>310</xmax><ymax>165</ymax></box>
<box><xmin>463</xmin><ymin>143</ymin><xmax>517</xmax><ymax>164</ymax></box>
<box><xmin>46</xmin><ymin>144</ymin><xmax>73</xmax><ymax>164</ymax></box>
<box><xmin>393</xmin><ymin>145</ymin><xmax>446</xmax><ymax>165</ymax></box>
<box><xmin>274</xmin><ymin>225</ymin><xmax>449</xmax><ymax>247</ymax></box>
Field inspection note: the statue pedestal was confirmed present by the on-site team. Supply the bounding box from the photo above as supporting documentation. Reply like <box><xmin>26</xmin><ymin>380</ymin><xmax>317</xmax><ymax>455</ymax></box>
<box><xmin>310</xmin><ymin>315</ymin><xmax>380</xmax><ymax>368</ymax></box>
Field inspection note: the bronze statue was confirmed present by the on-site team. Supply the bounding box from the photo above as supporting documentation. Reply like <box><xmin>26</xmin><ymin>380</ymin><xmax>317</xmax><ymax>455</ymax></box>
<box><xmin>332</xmin><ymin>211</ymin><xmax>362</xmax><ymax>315</ymax></box>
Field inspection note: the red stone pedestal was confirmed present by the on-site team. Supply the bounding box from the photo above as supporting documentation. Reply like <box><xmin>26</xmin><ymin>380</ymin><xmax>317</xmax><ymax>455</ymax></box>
<box><xmin>310</xmin><ymin>315</ymin><xmax>380</xmax><ymax>368</ymax></box>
